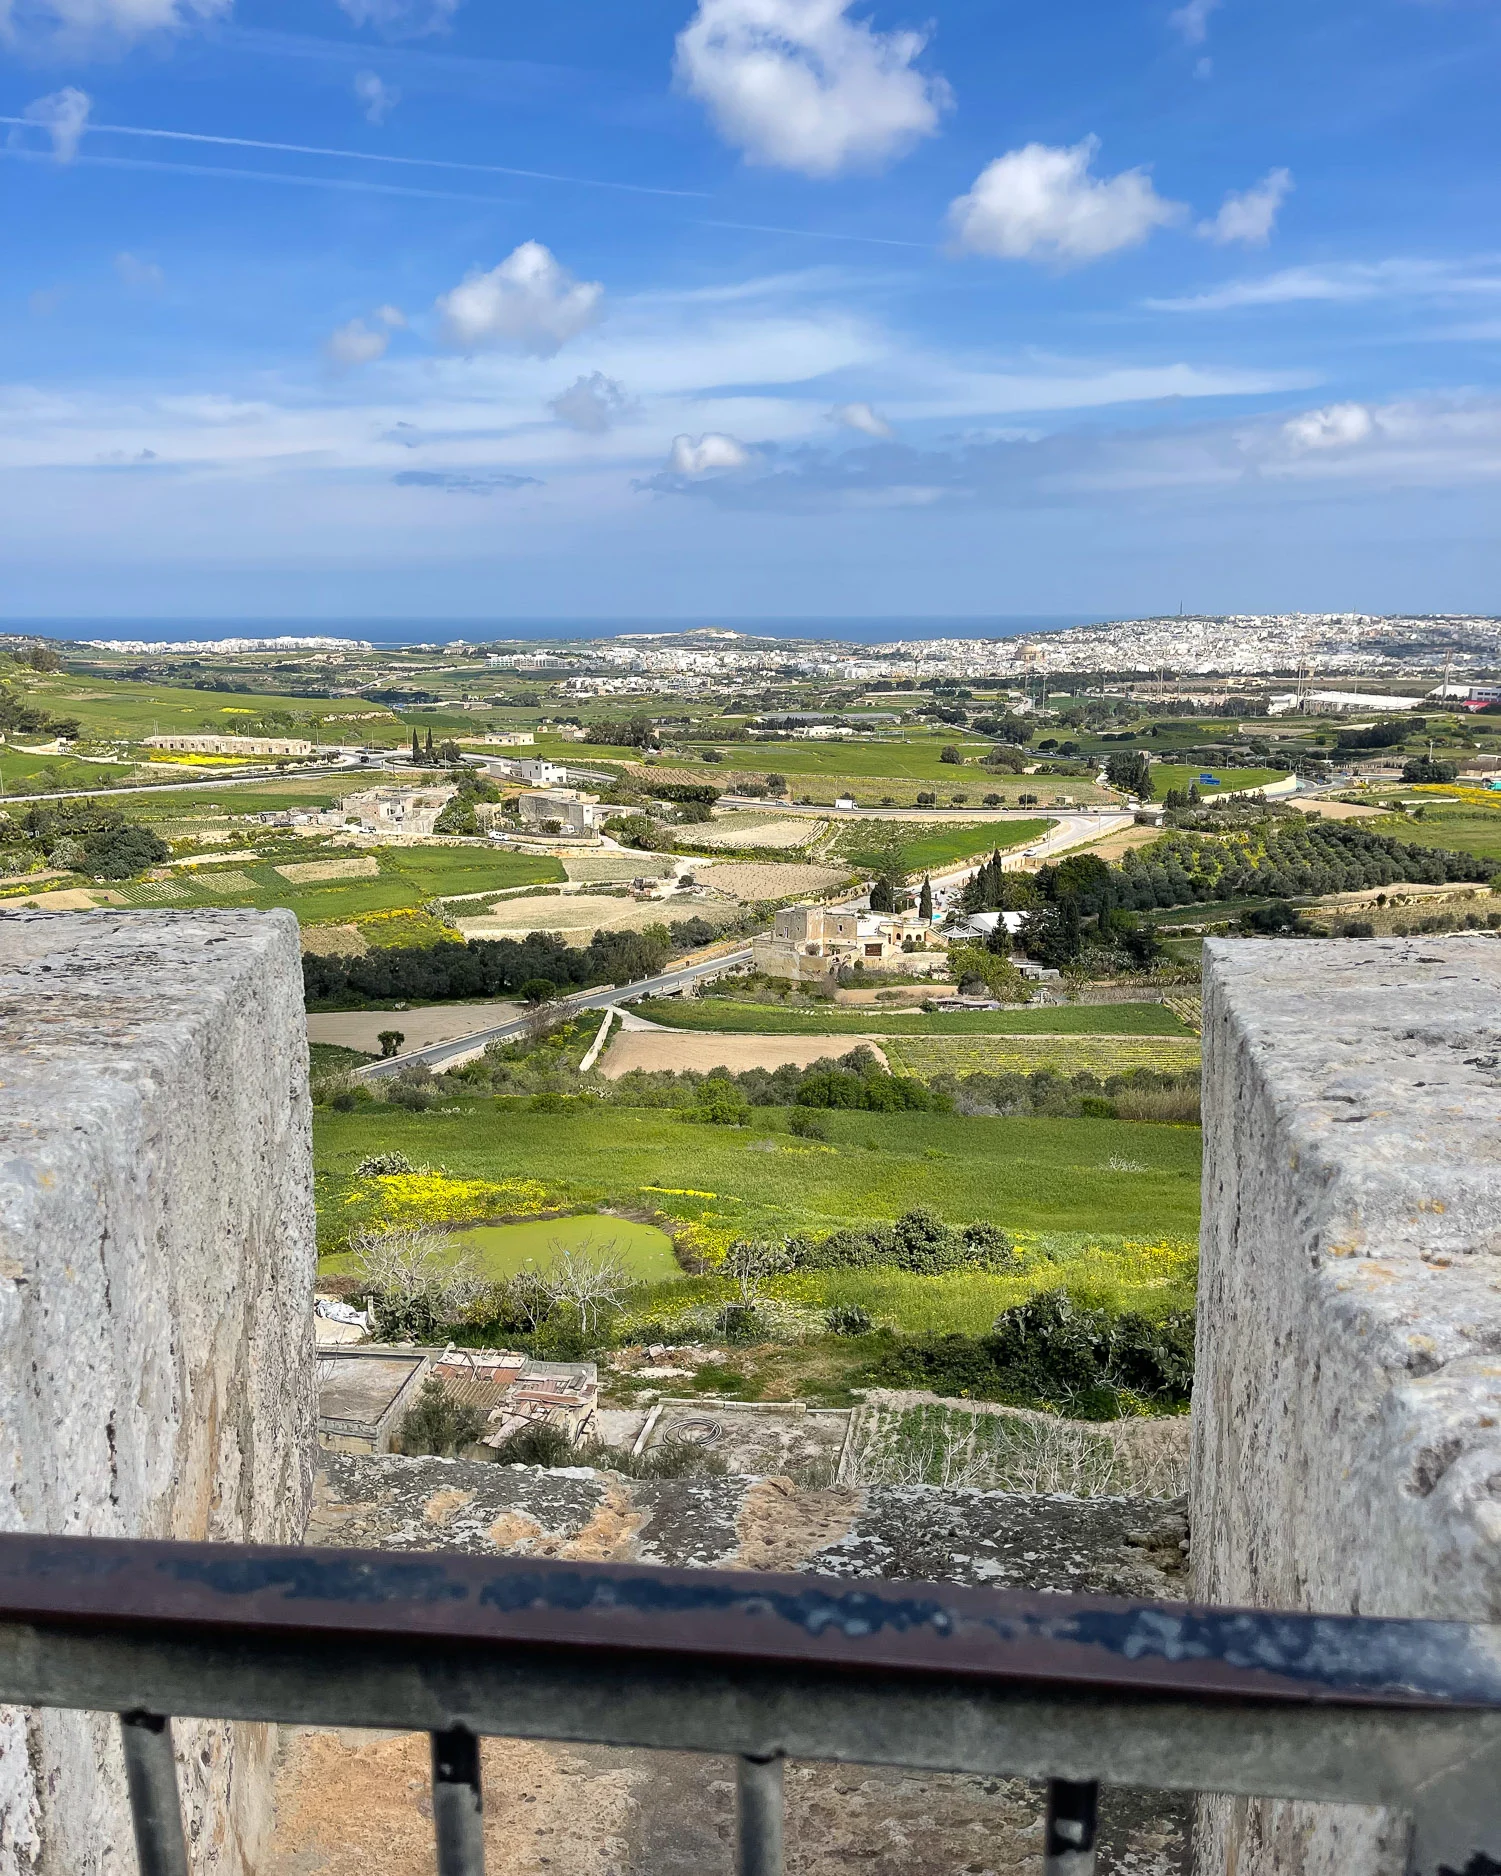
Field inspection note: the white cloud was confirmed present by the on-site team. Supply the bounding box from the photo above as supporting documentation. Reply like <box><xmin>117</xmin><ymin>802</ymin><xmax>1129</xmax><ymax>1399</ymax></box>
<box><xmin>1146</xmin><ymin>256</ymin><xmax>1501</xmax><ymax>313</ymax></box>
<box><xmin>674</xmin><ymin>0</ymin><xmax>951</xmax><ymax>179</ymax></box>
<box><xmin>827</xmin><ymin>399</ymin><xmax>892</xmax><ymax>438</ymax></box>
<box><xmin>325</xmin><ymin>317</ymin><xmax>393</xmax><ymax>368</ymax></box>
<box><xmin>1169</xmin><ymin>0</ymin><xmax>1220</xmax><ymax>46</ymax></box>
<box><xmin>549</xmin><ymin>373</ymin><xmax>633</xmax><ymax>434</ymax></box>
<box><xmin>1</xmin><ymin>0</ymin><xmax>226</xmax><ymax>43</ymax></box>
<box><xmin>667</xmin><ymin>432</ymin><xmax>751</xmax><ymax>474</ymax></box>
<box><xmin>948</xmin><ymin>138</ymin><xmax>1183</xmax><ymax>265</ymax></box>
<box><xmin>337</xmin><ymin>0</ymin><xmax>458</xmax><ymax>38</ymax></box>
<box><xmin>353</xmin><ymin>70</ymin><xmax>400</xmax><ymax>125</ymax></box>
<box><xmin>114</xmin><ymin>251</ymin><xmax>164</xmax><ymax>291</ymax></box>
<box><xmin>21</xmin><ymin>87</ymin><xmax>91</xmax><ymax>163</ymax></box>
<box><xmin>436</xmin><ymin>243</ymin><xmax>604</xmax><ymax>357</ymax></box>
<box><xmin>1282</xmin><ymin>402</ymin><xmax>1375</xmax><ymax>453</ymax></box>
<box><xmin>1198</xmin><ymin>168</ymin><xmax>1292</xmax><ymax>247</ymax></box>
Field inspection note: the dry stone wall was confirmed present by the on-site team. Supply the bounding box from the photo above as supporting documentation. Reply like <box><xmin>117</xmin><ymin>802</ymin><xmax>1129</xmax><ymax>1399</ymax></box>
<box><xmin>0</xmin><ymin>910</ymin><xmax>317</xmax><ymax>1876</ymax></box>
<box><xmin>1192</xmin><ymin>934</ymin><xmax>1501</xmax><ymax>1876</ymax></box>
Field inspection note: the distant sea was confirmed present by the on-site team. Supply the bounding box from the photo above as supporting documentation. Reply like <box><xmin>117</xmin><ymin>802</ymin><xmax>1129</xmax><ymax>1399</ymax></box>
<box><xmin>21</xmin><ymin>616</ymin><xmax>1108</xmax><ymax>650</ymax></box>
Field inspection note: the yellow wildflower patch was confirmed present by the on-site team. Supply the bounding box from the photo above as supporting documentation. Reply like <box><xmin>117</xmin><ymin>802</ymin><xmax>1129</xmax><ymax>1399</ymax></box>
<box><xmin>640</xmin><ymin>1185</ymin><xmax>720</xmax><ymax>1199</ymax></box>
<box><xmin>347</xmin><ymin>1171</ymin><xmax>564</xmax><ymax>1227</ymax></box>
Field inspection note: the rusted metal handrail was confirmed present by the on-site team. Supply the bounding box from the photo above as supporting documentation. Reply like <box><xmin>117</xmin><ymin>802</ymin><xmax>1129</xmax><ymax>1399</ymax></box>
<box><xmin>0</xmin><ymin>1533</ymin><xmax>1497</xmax><ymax>1876</ymax></box>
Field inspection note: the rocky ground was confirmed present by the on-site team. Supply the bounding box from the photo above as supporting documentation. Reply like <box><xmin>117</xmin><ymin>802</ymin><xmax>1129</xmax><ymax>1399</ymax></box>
<box><xmin>268</xmin><ymin>1455</ymin><xmax>1191</xmax><ymax>1876</ymax></box>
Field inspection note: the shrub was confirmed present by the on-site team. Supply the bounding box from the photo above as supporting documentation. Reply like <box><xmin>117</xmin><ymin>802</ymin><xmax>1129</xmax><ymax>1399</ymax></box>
<box><xmin>397</xmin><ymin>1378</ymin><xmax>485</xmax><ymax>1457</ymax></box>
<box><xmin>355</xmin><ymin>1151</ymin><xmax>418</xmax><ymax>1176</ymax></box>
<box><xmin>716</xmin><ymin>1301</ymin><xmax>763</xmax><ymax>1342</ymax></box>
<box><xmin>826</xmin><ymin>1303</ymin><xmax>873</xmax><ymax>1336</ymax></box>
<box><xmin>787</xmin><ymin>1108</ymin><xmax>830</xmax><ymax>1140</ymax></box>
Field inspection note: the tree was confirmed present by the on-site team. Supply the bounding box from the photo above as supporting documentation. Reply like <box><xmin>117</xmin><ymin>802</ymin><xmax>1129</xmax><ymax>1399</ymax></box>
<box><xmin>939</xmin><ymin>745</ymin><xmax>962</xmax><ymax>764</ymax></box>
<box><xmin>410</xmin><ymin>729</ymin><xmax>420</xmax><ymax>763</ymax></box>
<box><xmin>522</xmin><ymin>977</ymin><xmax>558</xmax><ymax>1005</ymax></box>
<box><xmin>724</xmin><ymin>1238</ymin><xmax>792</xmax><ymax>1307</ymax></box>
<box><xmin>351</xmin><ymin>1225</ymin><xmax>484</xmax><ymax>1341</ymax></box>
<box><xmin>397</xmin><ymin>1378</ymin><xmax>484</xmax><ymax>1458</ymax></box>
<box><xmin>1104</xmin><ymin>750</ymin><xmax>1152</xmax><ymax>797</ymax></box>
<box><xmin>947</xmin><ymin>940</ymin><xmax>1030</xmax><ymax>1003</ymax></box>
<box><xmin>377</xmin><ymin>1029</ymin><xmax>405</xmax><ymax>1058</ymax></box>
<box><xmin>918</xmin><ymin>875</ymin><xmax>933</xmax><ymax>921</ymax></box>
<box><xmin>982</xmin><ymin>746</ymin><xmax>1027</xmax><ymax>773</ymax></box>
<box><xmin>537</xmin><ymin>1238</ymin><xmax>633</xmax><ymax>1337</ymax></box>
<box><xmin>765</xmin><ymin>772</ymin><xmax>788</xmax><ymax>796</ymax></box>
<box><xmin>1403</xmin><ymin>756</ymin><xmax>1458</xmax><ymax>783</ymax></box>
<box><xmin>868</xmin><ymin>876</ymin><xmax>896</xmax><ymax>913</ymax></box>
<box><xmin>915</xmin><ymin>790</ymin><xmax>937</xmax><ymax>808</ymax></box>
<box><xmin>424</xmin><ymin>727</ymin><xmax>435</xmax><ymax>761</ymax></box>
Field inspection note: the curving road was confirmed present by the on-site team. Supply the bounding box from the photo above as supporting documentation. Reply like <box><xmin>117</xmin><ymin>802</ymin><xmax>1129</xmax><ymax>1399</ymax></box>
<box><xmin>348</xmin><ymin>945</ymin><xmax>754</xmax><ymax>1081</ymax></box>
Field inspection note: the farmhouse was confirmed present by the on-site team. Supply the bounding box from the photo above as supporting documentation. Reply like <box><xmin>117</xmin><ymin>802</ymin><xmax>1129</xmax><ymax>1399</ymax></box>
<box><xmin>338</xmin><ymin>784</ymin><xmax>456</xmax><ymax>837</ymax></box>
<box><xmin>146</xmin><ymin>734</ymin><xmax>315</xmax><ymax>756</ymax></box>
<box><xmin>753</xmin><ymin>903</ymin><xmax>949</xmax><ymax>980</ymax></box>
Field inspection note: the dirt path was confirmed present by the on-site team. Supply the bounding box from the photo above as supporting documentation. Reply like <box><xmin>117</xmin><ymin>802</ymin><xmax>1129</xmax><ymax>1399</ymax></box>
<box><xmin>600</xmin><ymin>1032</ymin><xmax>889</xmax><ymax>1077</ymax></box>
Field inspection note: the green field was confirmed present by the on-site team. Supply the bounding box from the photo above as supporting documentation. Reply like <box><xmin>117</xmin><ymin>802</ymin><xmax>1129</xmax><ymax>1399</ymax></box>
<box><xmin>449</xmin><ymin>1214</ymin><xmax>681</xmax><ymax>1281</ymax></box>
<box><xmin>1370</xmin><ymin>811</ymin><xmax>1501</xmax><ymax>867</ymax></box>
<box><xmin>116</xmin><ymin>843</ymin><xmax>563</xmax><ymax>925</ymax></box>
<box><xmin>314</xmin><ymin>1102</ymin><xmax>1203</xmax><ymax>1252</ymax></box>
<box><xmin>111</xmin><ymin>776</ymin><xmax>366</xmax><ymax>824</ymax></box>
<box><xmin>0</xmin><ymin>750</ymin><xmax>142</xmax><ymax>795</ymax></box>
<box><xmin>629</xmin><ymin>998</ymin><xmax>1195</xmax><ymax>1037</ymax></box>
<box><xmin>1149</xmin><ymin>765</ymin><xmax>1289</xmax><ymax>800</ymax></box>
<box><xmin>15</xmin><ymin>671</ymin><xmax>401</xmax><ymax>742</ymax></box>
<box><xmin>831</xmin><ymin>817</ymin><xmax>1055</xmax><ymax>875</ymax></box>
<box><xmin>686</xmin><ymin>734</ymin><xmax>1000</xmax><ymax>780</ymax></box>
<box><xmin>882</xmin><ymin>1035</ymin><xmax>1203</xmax><ymax>1079</ymax></box>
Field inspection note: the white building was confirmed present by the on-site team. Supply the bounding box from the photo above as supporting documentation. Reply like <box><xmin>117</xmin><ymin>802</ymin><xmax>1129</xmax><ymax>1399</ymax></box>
<box><xmin>339</xmin><ymin>786</ymin><xmax>456</xmax><ymax>837</ymax></box>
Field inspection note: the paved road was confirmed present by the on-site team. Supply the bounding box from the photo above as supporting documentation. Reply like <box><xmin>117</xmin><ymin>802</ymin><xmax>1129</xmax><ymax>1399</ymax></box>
<box><xmin>349</xmin><ymin>946</ymin><xmax>755</xmax><ymax>1080</ymax></box>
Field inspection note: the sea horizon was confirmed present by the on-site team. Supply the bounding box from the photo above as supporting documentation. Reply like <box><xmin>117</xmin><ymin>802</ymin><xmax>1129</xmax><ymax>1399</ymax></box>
<box><xmin>3</xmin><ymin>616</ymin><xmax>1112</xmax><ymax>651</ymax></box>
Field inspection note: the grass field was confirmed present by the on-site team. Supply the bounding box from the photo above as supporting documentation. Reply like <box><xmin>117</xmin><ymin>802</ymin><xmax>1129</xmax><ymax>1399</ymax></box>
<box><xmin>1370</xmin><ymin>811</ymin><xmax>1501</xmax><ymax>867</ymax></box>
<box><xmin>110</xmin><ymin>776</ymin><xmax>363</xmax><ymax>825</ymax></box>
<box><xmin>686</xmin><ymin>734</ymin><xmax>1000</xmax><ymax>780</ymax></box>
<box><xmin>449</xmin><ymin>1214</ymin><xmax>681</xmax><ymax>1281</ymax></box>
<box><xmin>882</xmin><ymin>1035</ymin><xmax>1203</xmax><ymax>1078</ymax></box>
<box><xmin>0</xmin><ymin>750</ymin><xmax>142</xmax><ymax>794</ymax></box>
<box><xmin>630</xmin><ymin>998</ymin><xmax>1195</xmax><ymax>1037</ymax></box>
<box><xmin>1149</xmin><ymin>765</ymin><xmax>1289</xmax><ymax>800</ymax></box>
<box><xmin>116</xmin><ymin>843</ymin><xmax>563</xmax><ymax>925</ymax></box>
<box><xmin>313</xmin><ymin>1102</ymin><xmax>1203</xmax><ymax>1255</ymax></box>
<box><xmin>15</xmin><ymin>671</ymin><xmax>401</xmax><ymax>742</ymax></box>
<box><xmin>827</xmin><ymin>817</ymin><xmax>1055</xmax><ymax>875</ymax></box>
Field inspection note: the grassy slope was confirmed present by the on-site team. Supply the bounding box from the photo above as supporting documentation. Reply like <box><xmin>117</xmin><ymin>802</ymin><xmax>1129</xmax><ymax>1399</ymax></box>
<box><xmin>314</xmin><ymin>1102</ymin><xmax>1203</xmax><ymax>1245</ymax></box>
<box><xmin>629</xmin><ymin>999</ymin><xmax>1195</xmax><ymax>1036</ymax></box>
<box><xmin>449</xmin><ymin>1215</ymin><xmax>680</xmax><ymax>1281</ymax></box>
<box><xmin>869</xmin><ymin>818</ymin><xmax>1054</xmax><ymax>873</ymax></box>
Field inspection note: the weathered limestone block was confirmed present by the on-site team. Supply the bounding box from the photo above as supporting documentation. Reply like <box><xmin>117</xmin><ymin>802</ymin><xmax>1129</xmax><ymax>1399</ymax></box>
<box><xmin>1192</xmin><ymin>935</ymin><xmax>1501</xmax><ymax>1876</ymax></box>
<box><xmin>0</xmin><ymin>911</ymin><xmax>317</xmax><ymax>1876</ymax></box>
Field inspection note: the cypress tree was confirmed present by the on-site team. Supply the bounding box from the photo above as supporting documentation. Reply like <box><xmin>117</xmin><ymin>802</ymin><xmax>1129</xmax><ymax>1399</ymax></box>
<box><xmin>424</xmin><ymin>727</ymin><xmax>435</xmax><ymax>761</ymax></box>
<box><xmin>919</xmin><ymin>875</ymin><xmax>933</xmax><ymax>921</ymax></box>
<box><xmin>410</xmin><ymin>728</ymin><xmax>420</xmax><ymax>763</ymax></box>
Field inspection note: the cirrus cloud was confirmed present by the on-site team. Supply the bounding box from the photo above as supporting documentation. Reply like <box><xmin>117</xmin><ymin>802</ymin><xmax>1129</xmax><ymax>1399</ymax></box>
<box><xmin>674</xmin><ymin>0</ymin><xmax>951</xmax><ymax>178</ymax></box>
<box><xmin>436</xmin><ymin>242</ymin><xmax>604</xmax><ymax>357</ymax></box>
<box><xmin>948</xmin><ymin>138</ymin><xmax>1183</xmax><ymax>265</ymax></box>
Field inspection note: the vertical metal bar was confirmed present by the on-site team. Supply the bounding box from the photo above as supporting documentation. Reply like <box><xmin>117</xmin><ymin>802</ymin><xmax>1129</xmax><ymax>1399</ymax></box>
<box><xmin>1043</xmin><ymin>1778</ymin><xmax>1099</xmax><ymax>1876</ymax></box>
<box><xmin>119</xmin><ymin>1712</ymin><xmax>190</xmax><ymax>1876</ymax></box>
<box><xmin>431</xmin><ymin>1727</ymin><xmax>486</xmax><ymax>1876</ymax></box>
<box><xmin>737</xmin><ymin>1753</ymin><xmax>784</xmax><ymax>1876</ymax></box>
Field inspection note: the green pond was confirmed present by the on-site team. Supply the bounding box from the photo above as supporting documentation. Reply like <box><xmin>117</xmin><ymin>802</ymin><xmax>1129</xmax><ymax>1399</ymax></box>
<box><xmin>450</xmin><ymin>1213</ymin><xmax>682</xmax><ymax>1281</ymax></box>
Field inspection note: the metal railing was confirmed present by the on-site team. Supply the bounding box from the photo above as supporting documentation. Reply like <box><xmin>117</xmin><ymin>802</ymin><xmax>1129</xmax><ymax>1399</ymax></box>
<box><xmin>1</xmin><ymin>1532</ymin><xmax>1499</xmax><ymax>1876</ymax></box>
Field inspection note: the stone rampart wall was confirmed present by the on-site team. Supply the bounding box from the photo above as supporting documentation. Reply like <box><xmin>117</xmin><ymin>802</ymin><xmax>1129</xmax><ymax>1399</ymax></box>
<box><xmin>0</xmin><ymin>911</ymin><xmax>316</xmax><ymax>1876</ymax></box>
<box><xmin>1192</xmin><ymin>934</ymin><xmax>1501</xmax><ymax>1876</ymax></box>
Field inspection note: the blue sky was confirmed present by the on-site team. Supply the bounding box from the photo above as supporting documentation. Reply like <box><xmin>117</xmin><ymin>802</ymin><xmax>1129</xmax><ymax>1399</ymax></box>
<box><xmin>2</xmin><ymin>0</ymin><xmax>1499</xmax><ymax>621</ymax></box>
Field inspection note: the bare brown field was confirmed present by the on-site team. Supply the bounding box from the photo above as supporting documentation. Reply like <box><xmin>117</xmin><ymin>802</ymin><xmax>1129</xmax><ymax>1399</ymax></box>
<box><xmin>699</xmin><ymin>861</ymin><xmax>849</xmax><ymax>898</ymax></box>
<box><xmin>275</xmin><ymin>856</ymin><xmax>381</xmax><ymax>883</ymax></box>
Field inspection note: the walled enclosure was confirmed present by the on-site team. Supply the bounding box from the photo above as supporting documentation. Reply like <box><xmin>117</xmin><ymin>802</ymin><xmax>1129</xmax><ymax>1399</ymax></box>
<box><xmin>0</xmin><ymin>911</ymin><xmax>316</xmax><ymax>1876</ymax></box>
<box><xmin>1193</xmin><ymin>934</ymin><xmax>1501</xmax><ymax>1876</ymax></box>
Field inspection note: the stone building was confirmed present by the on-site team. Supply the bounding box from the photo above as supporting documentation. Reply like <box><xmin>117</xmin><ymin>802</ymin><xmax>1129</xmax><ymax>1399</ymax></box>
<box><xmin>753</xmin><ymin>903</ymin><xmax>948</xmax><ymax>980</ymax></box>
